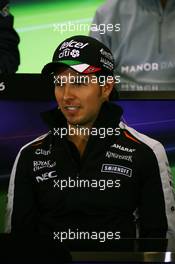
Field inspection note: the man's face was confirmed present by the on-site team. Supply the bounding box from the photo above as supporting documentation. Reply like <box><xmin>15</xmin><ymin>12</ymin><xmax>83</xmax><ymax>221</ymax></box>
<box><xmin>54</xmin><ymin>68</ymin><xmax>112</xmax><ymax>128</ymax></box>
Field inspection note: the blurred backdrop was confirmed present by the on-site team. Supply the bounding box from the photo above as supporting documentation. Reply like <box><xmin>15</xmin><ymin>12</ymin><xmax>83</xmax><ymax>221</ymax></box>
<box><xmin>11</xmin><ymin>0</ymin><xmax>105</xmax><ymax>73</ymax></box>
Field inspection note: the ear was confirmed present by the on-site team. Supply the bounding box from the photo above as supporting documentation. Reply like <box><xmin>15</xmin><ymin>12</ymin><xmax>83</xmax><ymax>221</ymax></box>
<box><xmin>102</xmin><ymin>77</ymin><xmax>115</xmax><ymax>100</ymax></box>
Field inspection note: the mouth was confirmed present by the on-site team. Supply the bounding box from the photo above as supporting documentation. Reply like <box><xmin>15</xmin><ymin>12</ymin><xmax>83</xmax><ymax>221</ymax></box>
<box><xmin>63</xmin><ymin>105</ymin><xmax>81</xmax><ymax>114</ymax></box>
<box><xmin>64</xmin><ymin>106</ymin><xmax>80</xmax><ymax>110</ymax></box>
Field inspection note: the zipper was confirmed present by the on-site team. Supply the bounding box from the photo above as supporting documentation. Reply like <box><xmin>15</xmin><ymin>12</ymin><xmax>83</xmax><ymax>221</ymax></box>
<box><xmin>63</xmin><ymin>138</ymin><xmax>80</xmax><ymax>175</ymax></box>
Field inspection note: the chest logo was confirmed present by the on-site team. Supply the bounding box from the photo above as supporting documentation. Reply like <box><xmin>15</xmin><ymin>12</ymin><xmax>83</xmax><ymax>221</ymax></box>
<box><xmin>110</xmin><ymin>144</ymin><xmax>136</xmax><ymax>153</ymax></box>
<box><xmin>101</xmin><ymin>164</ymin><xmax>132</xmax><ymax>177</ymax></box>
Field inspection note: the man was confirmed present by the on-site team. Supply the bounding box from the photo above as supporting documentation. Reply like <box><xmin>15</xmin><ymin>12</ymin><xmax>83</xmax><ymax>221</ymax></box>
<box><xmin>6</xmin><ymin>36</ymin><xmax>175</xmax><ymax>249</ymax></box>
<box><xmin>90</xmin><ymin>0</ymin><xmax>175</xmax><ymax>91</ymax></box>
<box><xmin>0</xmin><ymin>0</ymin><xmax>20</xmax><ymax>73</ymax></box>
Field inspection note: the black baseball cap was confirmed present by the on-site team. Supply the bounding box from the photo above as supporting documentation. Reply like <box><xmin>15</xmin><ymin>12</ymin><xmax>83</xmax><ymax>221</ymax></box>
<box><xmin>42</xmin><ymin>35</ymin><xmax>115</xmax><ymax>76</ymax></box>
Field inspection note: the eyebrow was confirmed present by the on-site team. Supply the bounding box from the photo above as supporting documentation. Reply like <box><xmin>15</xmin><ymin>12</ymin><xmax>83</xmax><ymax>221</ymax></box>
<box><xmin>74</xmin><ymin>75</ymin><xmax>90</xmax><ymax>83</ymax></box>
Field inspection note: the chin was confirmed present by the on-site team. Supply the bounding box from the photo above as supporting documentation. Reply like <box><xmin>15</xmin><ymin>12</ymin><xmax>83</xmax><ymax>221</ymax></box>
<box><xmin>67</xmin><ymin>119</ymin><xmax>80</xmax><ymax>126</ymax></box>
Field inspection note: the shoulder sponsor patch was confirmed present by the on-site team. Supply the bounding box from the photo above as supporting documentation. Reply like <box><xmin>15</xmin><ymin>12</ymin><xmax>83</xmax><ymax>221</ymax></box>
<box><xmin>101</xmin><ymin>164</ymin><xmax>132</xmax><ymax>177</ymax></box>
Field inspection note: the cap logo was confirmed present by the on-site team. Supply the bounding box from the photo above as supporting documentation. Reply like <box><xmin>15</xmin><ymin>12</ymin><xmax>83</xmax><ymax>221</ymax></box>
<box><xmin>59</xmin><ymin>40</ymin><xmax>89</xmax><ymax>50</ymax></box>
<box><xmin>58</xmin><ymin>48</ymin><xmax>80</xmax><ymax>59</ymax></box>
<box><xmin>100</xmin><ymin>57</ymin><xmax>114</xmax><ymax>71</ymax></box>
<box><xmin>100</xmin><ymin>48</ymin><xmax>113</xmax><ymax>61</ymax></box>
<box><xmin>70</xmin><ymin>49</ymin><xmax>80</xmax><ymax>58</ymax></box>
<box><xmin>43</xmin><ymin>36</ymin><xmax>115</xmax><ymax>75</ymax></box>
<box><xmin>83</xmin><ymin>66</ymin><xmax>102</xmax><ymax>74</ymax></box>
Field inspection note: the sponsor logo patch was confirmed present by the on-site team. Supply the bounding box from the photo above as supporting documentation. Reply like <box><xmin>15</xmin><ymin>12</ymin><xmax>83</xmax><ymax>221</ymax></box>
<box><xmin>106</xmin><ymin>151</ymin><xmax>132</xmax><ymax>162</ymax></box>
<box><xmin>100</xmin><ymin>57</ymin><xmax>113</xmax><ymax>71</ymax></box>
<box><xmin>35</xmin><ymin>148</ymin><xmax>51</xmax><ymax>156</ymax></box>
<box><xmin>110</xmin><ymin>144</ymin><xmax>136</xmax><ymax>153</ymax></box>
<box><xmin>36</xmin><ymin>170</ymin><xmax>57</xmax><ymax>183</ymax></box>
<box><xmin>101</xmin><ymin>164</ymin><xmax>132</xmax><ymax>177</ymax></box>
<box><xmin>33</xmin><ymin>160</ymin><xmax>56</xmax><ymax>171</ymax></box>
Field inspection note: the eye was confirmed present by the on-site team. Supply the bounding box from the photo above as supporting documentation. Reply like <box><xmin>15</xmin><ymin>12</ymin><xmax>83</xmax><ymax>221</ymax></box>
<box><xmin>74</xmin><ymin>81</ymin><xmax>85</xmax><ymax>86</ymax></box>
<box><xmin>73</xmin><ymin>77</ymin><xmax>89</xmax><ymax>86</ymax></box>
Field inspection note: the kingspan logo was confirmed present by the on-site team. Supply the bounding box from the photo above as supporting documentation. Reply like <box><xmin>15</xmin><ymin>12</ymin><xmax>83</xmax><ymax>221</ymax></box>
<box><xmin>106</xmin><ymin>151</ymin><xmax>132</xmax><ymax>162</ymax></box>
<box><xmin>110</xmin><ymin>144</ymin><xmax>136</xmax><ymax>153</ymax></box>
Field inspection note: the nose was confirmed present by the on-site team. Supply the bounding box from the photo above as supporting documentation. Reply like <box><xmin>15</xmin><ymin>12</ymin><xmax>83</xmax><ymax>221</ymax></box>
<box><xmin>62</xmin><ymin>83</ymin><xmax>75</xmax><ymax>101</ymax></box>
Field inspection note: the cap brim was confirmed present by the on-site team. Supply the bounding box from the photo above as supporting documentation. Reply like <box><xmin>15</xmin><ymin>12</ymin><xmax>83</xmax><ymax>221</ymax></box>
<box><xmin>42</xmin><ymin>60</ymin><xmax>102</xmax><ymax>75</ymax></box>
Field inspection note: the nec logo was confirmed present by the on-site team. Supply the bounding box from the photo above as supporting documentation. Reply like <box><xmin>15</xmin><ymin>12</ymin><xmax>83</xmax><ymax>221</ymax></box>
<box><xmin>110</xmin><ymin>144</ymin><xmax>136</xmax><ymax>153</ymax></box>
<box><xmin>36</xmin><ymin>170</ymin><xmax>57</xmax><ymax>183</ymax></box>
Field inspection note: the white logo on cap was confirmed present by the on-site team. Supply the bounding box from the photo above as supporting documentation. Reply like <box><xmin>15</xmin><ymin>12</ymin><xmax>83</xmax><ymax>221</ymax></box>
<box><xmin>100</xmin><ymin>48</ymin><xmax>113</xmax><ymax>61</ymax></box>
<box><xmin>59</xmin><ymin>48</ymin><xmax>70</xmax><ymax>58</ymax></box>
<box><xmin>58</xmin><ymin>48</ymin><xmax>80</xmax><ymax>59</ymax></box>
<box><xmin>70</xmin><ymin>49</ymin><xmax>80</xmax><ymax>58</ymax></box>
<box><xmin>59</xmin><ymin>40</ymin><xmax>89</xmax><ymax>50</ymax></box>
<box><xmin>100</xmin><ymin>57</ymin><xmax>114</xmax><ymax>70</ymax></box>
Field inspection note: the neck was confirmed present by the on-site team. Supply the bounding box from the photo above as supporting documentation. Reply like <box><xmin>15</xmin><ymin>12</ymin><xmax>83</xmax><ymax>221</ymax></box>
<box><xmin>67</xmin><ymin>123</ymin><xmax>91</xmax><ymax>157</ymax></box>
<box><xmin>67</xmin><ymin>122</ymin><xmax>92</xmax><ymax>137</ymax></box>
